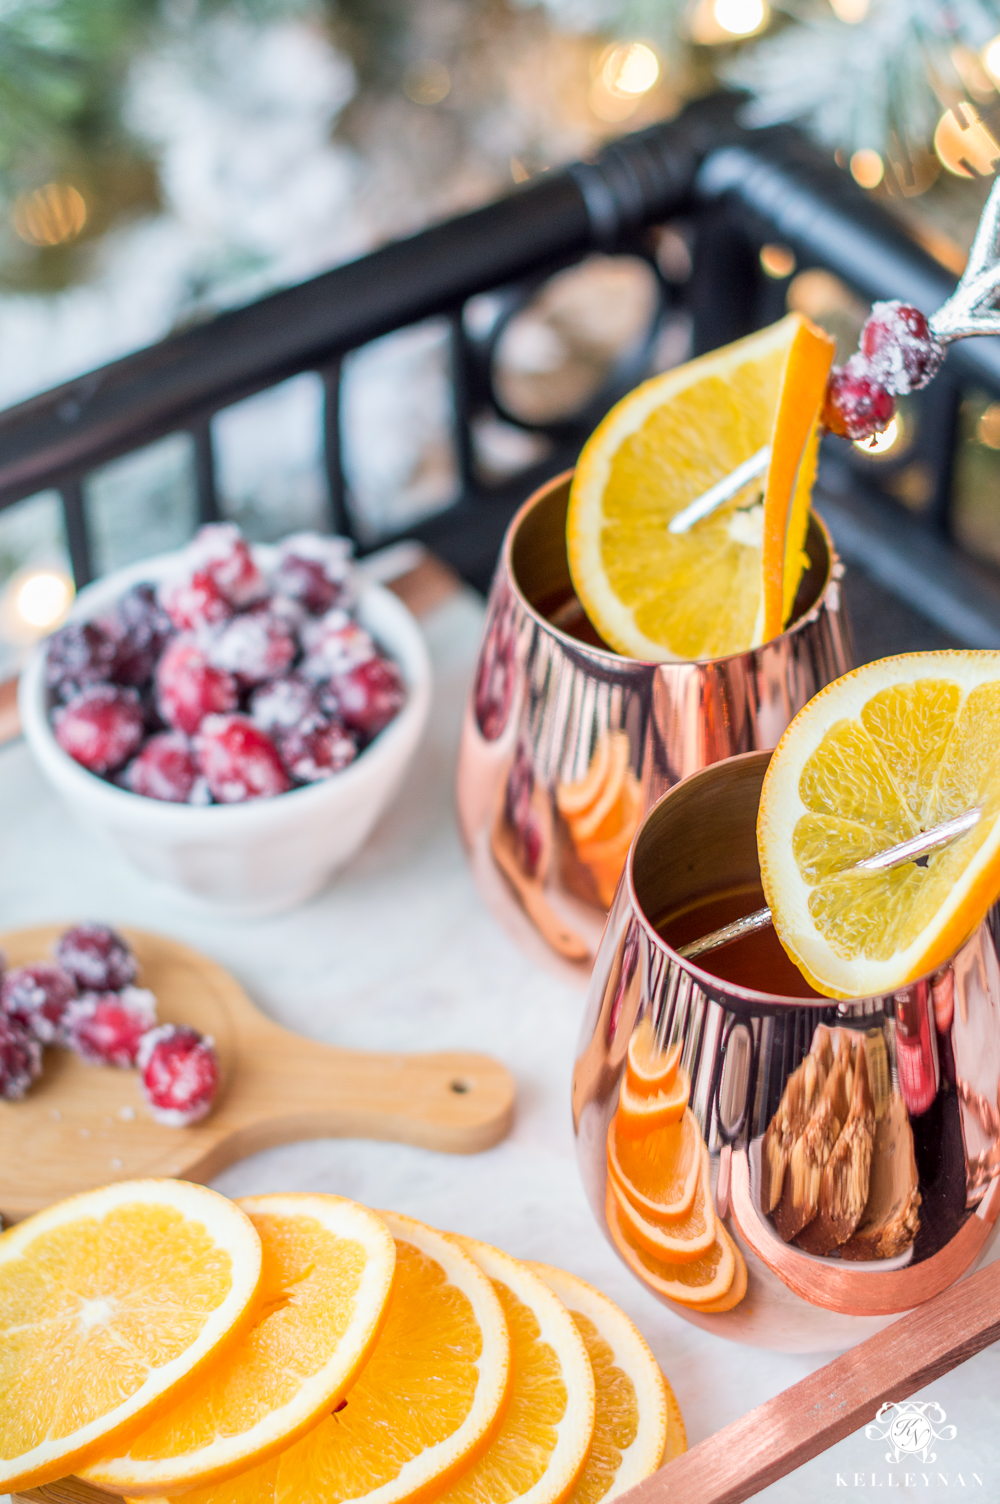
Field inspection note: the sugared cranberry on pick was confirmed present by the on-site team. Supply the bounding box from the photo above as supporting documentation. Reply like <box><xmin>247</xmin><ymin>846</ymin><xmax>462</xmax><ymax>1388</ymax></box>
<box><xmin>56</xmin><ymin>923</ymin><xmax>137</xmax><ymax>992</ymax></box>
<box><xmin>860</xmin><ymin>301</ymin><xmax>943</xmax><ymax>395</ymax></box>
<box><xmin>156</xmin><ymin>636</ymin><xmax>238</xmax><ymax>737</ymax></box>
<box><xmin>0</xmin><ymin>1013</ymin><xmax>42</xmax><ymax>1101</ymax></box>
<box><xmin>1</xmin><ymin>963</ymin><xmax>77</xmax><ymax>1044</ymax></box>
<box><xmin>195</xmin><ymin>714</ymin><xmax>291</xmax><ymax>802</ymax></box>
<box><xmin>125</xmin><ymin>731</ymin><xmax>205</xmax><ymax>804</ymax></box>
<box><xmin>138</xmin><ymin>1023</ymin><xmax>219</xmax><ymax>1125</ymax></box>
<box><xmin>822</xmin><ymin>357</ymin><xmax>897</xmax><ymax>442</ymax></box>
<box><xmin>54</xmin><ymin>684</ymin><xmax>145</xmax><ymax>774</ymax></box>
<box><xmin>331</xmin><ymin>657</ymin><xmax>406</xmax><ymax>741</ymax></box>
<box><xmin>45</xmin><ymin>621</ymin><xmax>117</xmax><ymax>702</ymax></box>
<box><xmin>64</xmin><ymin>986</ymin><xmax>157</xmax><ymax>1067</ymax></box>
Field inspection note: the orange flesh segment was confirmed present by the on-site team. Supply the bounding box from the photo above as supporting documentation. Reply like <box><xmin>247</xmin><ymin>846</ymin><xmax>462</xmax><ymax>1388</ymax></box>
<box><xmin>606</xmin><ymin>1108</ymin><xmax>701</xmax><ymax>1223</ymax></box>
<box><xmin>616</xmin><ymin>1068</ymin><xmax>690</xmax><ymax>1137</ymax></box>
<box><xmin>626</xmin><ymin>1025</ymin><xmax>681</xmax><ymax>1098</ymax></box>
<box><xmin>608</xmin><ymin>1145</ymin><xmax>715</xmax><ymax>1263</ymax></box>
<box><xmin>606</xmin><ymin>1190</ymin><xmax>736</xmax><ymax>1308</ymax></box>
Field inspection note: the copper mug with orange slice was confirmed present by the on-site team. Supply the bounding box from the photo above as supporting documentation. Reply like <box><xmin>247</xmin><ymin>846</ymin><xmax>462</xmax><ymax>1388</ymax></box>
<box><xmin>573</xmin><ymin>656</ymin><xmax>1000</xmax><ymax>1351</ymax></box>
<box><xmin>457</xmin><ymin>314</ymin><xmax>852</xmax><ymax>975</ymax></box>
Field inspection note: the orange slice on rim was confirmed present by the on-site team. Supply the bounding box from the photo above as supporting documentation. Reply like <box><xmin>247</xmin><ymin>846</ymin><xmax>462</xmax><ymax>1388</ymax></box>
<box><xmin>616</xmin><ymin>1067</ymin><xmax>690</xmax><ymax>1137</ymax></box>
<box><xmin>608</xmin><ymin>1145</ymin><xmax>716</xmax><ymax>1264</ymax></box>
<box><xmin>625</xmin><ymin>1022</ymin><xmax>681</xmax><ymax>1099</ymax></box>
<box><xmin>606</xmin><ymin>1192</ymin><xmax>738</xmax><ymax>1310</ymax></box>
<box><xmin>606</xmin><ymin>1108</ymin><xmax>701</xmax><ymax>1223</ymax></box>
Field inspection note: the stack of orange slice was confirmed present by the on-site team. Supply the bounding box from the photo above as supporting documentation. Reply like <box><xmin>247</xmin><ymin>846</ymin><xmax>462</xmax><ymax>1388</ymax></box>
<box><xmin>0</xmin><ymin>1180</ymin><xmax>686</xmax><ymax>1503</ymax></box>
<box><xmin>605</xmin><ymin>1020</ymin><xmax>747</xmax><ymax>1312</ymax></box>
<box><xmin>557</xmin><ymin>731</ymin><xmax>643</xmax><ymax>907</ymax></box>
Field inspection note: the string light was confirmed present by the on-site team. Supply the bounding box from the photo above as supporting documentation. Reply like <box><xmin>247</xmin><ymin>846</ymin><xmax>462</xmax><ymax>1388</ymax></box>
<box><xmin>759</xmin><ymin>244</ymin><xmax>796</xmax><ymax>278</ymax></box>
<box><xmin>854</xmin><ymin>416</ymin><xmax>900</xmax><ymax>456</ymax></box>
<box><xmin>850</xmin><ymin>149</ymin><xmax>884</xmax><ymax>188</ymax></box>
<box><xmin>13</xmin><ymin>184</ymin><xmax>87</xmax><ymax>248</ymax></box>
<box><xmin>0</xmin><ymin>568</ymin><xmax>74</xmax><ymax>646</ymax></box>
<box><xmin>981</xmin><ymin>34</ymin><xmax>1000</xmax><ymax>87</ymax></box>
<box><xmin>714</xmin><ymin>0</ymin><xmax>766</xmax><ymax>37</ymax></box>
<box><xmin>934</xmin><ymin>102</ymin><xmax>1000</xmax><ymax>177</ymax></box>
<box><xmin>829</xmin><ymin>0</ymin><xmax>868</xmax><ymax>19</ymax></box>
<box><xmin>589</xmin><ymin>41</ymin><xmax>660</xmax><ymax>121</ymax></box>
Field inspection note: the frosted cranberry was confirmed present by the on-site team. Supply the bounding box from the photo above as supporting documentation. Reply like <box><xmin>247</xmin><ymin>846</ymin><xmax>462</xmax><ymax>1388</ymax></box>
<box><xmin>249</xmin><ymin>673</ymin><xmax>323</xmax><ymax>735</ymax></box>
<box><xmin>0</xmin><ymin>1014</ymin><xmax>42</xmax><ymax>1101</ymax></box>
<box><xmin>860</xmin><ymin>301</ymin><xmax>943</xmax><ymax>394</ymax></box>
<box><xmin>56</xmin><ymin>923</ymin><xmax>137</xmax><ymax>992</ymax></box>
<box><xmin>823</xmin><ymin>358</ymin><xmax>896</xmax><ymax>441</ymax></box>
<box><xmin>125</xmin><ymin>731</ymin><xmax>202</xmax><ymax>803</ymax></box>
<box><xmin>301</xmin><ymin>611</ymin><xmax>375</xmax><ymax>680</ymax></box>
<box><xmin>159</xmin><ymin>568</ymin><xmax>234</xmax><ymax>632</ymax></box>
<box><xmin>330</xmin><ymin>656</ymin><xmax>405</xmax><ymax>741</ymax></box>
<box><xmin>45</xmin><ymin>622</ymin><xmax>117</xmax><ymax>701</ymax></box>
<box><xmin>104</xmin><ymin>584</ymin><xmax>173</xmax><ymax>686</ymax></box>
<box><xmin>54</xmin><ymin>685</ymin><xmax>145</xmax><ymax>774</ymax></box>
<box><xmin>158</xmin><ymin>524</ymin><xmax>267</xmax><ymax>630</ymax></box>
<box><xmin>138</xmin><ymin>1024</ymin><xmax>219</xmax><ymax>1126</ymax></box>
<box><xmin>195</xmin><ymin>714</ymin><xmax>291</xmax><ymax>802</ymax></box>
<box><xmin>156</xmin><ymin>636</ymin><xmax>238</xmax><ymax>736</ymax></box>
<box><xmin>64</xmin><ymin>987</ymin><xmax>157</xmax><ymax>1067</ymax></box>
<box><xmin>1</xmin><ymin>964</ymin><xmax>77</xmax><ymax>1044</ymax></box>
<box><xmin>275</xmin><ymin>534</ymin><xmax>353</xmax><ymax>615</ymax></box>
<box><xmin>278</xmin><ymin>718</ymin><xmax>357</xmax><ymax>782</ymax></box>
<box><xmin>206</xmin><ymin>609</ymin><xmax>296</xmax><ymax>687</ymax></box>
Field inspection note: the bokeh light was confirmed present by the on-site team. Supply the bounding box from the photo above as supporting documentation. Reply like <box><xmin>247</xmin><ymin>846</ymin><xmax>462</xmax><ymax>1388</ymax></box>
<box><xmin>934</xmin><ymin>102</ymin><xmax>1000</xmax><ymax>177</ymax></box>
<box><xmin>714</xmin><ymin>0</ymin><xmax>766</xmax><ymax>37</ymax></box>
<box><xmin>600</xmin><ymin>42</ymin><xmax>660</xmax><ymax>96</ymax></box>
<box><xmin>759</xmin><ymin>243</ymin><xmax>796</xmax><ymax>279</ymax></box>
<box><xmin>850</xmin><ymin>149</ymin><xmax>884</xmax><ymax>188</ymax></box>
<box><xmin>855</xmin><ymin>416</ymin><xmax>900</xmax><ymax>456</ymax></box>
<box><xmin>403</xmin><ymin>61</ymin><xmax>451</xmax><ymax>106</ymax></box>
<box><xmin>13</xmin><ymin>184</ymin><xmax>87</xmax><ymax>248</ymax></box>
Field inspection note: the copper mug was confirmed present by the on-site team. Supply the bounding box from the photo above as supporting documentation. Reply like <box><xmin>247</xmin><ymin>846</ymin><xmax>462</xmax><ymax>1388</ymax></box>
<box><xmin>572</xmin><ymin>751</ymin><xmax>1000</xmax><ymax>1352</ymax></box>
<box><xmin>456</xmin><ymin>471</ymin><xmax>853</xmax><ymax>976</ymax></box>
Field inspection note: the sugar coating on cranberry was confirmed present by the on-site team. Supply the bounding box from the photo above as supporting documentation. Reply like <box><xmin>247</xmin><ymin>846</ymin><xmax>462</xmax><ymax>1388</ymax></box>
<box><xmin>56</xmin><ymin>923</ymin><xmax>138</xmax><ymax>992</ymax></box>
<box><xmin>278</xmin><ymin>718</ymin><xmax>357</xmax><ymax>782</ymax></box>
<box><xmin>45</xmin><ymin>621</ymin><xmax>117</xmax><ymax>701</ymax></box>
<box><xmin>0</xmin><ymin>1013</ymin><xmax>43</xmax><ymax>1101</ymax></box>
<box><xmin>249</xmin><ymin>673</ymin><xmax>323</xmax><ymax>735</ymax></box>
<box><xmin>331</xmin><ymin>656</ymin><xmax>406</xmax><ymax>741</ymax></box>
<box><xmin>64</xmin><ymin>986</ymin><xmax>158</xmax><ymax>1067</ymax></box>
<box><xmin>138</xmin><ymin>1023</ymin><xmax>219</xmax><ymax>1126</ymax></box>
<box><xmin>206</xmin><ymin>610</ymin><xmax>296</xmax><ymax>687</ymax></box>
<box><xmin>54</xmin><ymin>684</ymin><xmax>145</xmax><ymax>774</ymax></box>
<box><xmin>156</xmin><ymin>636</ymin><xmax>238</xmax><ymax>736</ymax></box>
<box><xmin>125</xmin><ymin>731</ymin><xmax>204</xmax><ymax>804</ymax></box>
<box><xmin>274</xmin><ymin>533</ymin><xmax>353</xmax><ymax>615</ymax></box>
<box><xmin>301</xmin><ymin>611</ymin><xmax>374</xmax><ymax>679</ymax></box>
<box><xmin>195</xmin><ymin>713</ymin><xmax>291</xmax><ymax>802</ymax></box>
<box><xmin>103</xmin><ymin>583</ymin><xmax>173</xmax><ymax>687</ymax></box>
<box><xmin>823</xmin><ymin>356</ymin><xmax>897</xmax><ymax>441</ymax></box>
<box><xmin>1</xmin><ymin>963</ymin><xmax>78</xmax><ymax>1044</ymax></box>
<box><xmin>860</xmin><ymin>301</ymin><xmax>943</xmax><ymax>395</ymax></box>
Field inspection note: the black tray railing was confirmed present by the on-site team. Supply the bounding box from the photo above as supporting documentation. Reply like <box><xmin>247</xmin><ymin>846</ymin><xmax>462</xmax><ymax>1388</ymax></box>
<box><xmin>2</xmin><ymin>91</ymin><xmax>1000</xmax><ymax>643</ymax></box>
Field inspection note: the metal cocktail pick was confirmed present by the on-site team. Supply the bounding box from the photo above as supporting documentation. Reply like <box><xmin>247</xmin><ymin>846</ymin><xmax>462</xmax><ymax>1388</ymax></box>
<box><xmin>670</xmin><ymin>176</ymin><xmax>1000</xmax><ymax>537</ymax></box>
<box><xmin>677</xmin><ymin>807</ymin><xmax>982</xmax><ymax>961</ymax></box>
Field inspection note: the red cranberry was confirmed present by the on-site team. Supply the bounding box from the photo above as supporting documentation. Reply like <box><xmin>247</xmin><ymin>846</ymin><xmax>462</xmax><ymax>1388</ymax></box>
<box><xmin>54</xmin><ymin>685</ymin><xmax>145</xmax><ymax>774</ymax></box>
<box><xmin>56</xmin><ymin>923</ymin><xmax>137</xmax><ymax>992</ymax></box>
<box><xmin>45</xmin><ymin>621</ymin><xmax>117</xmax><ymax>701</ymax></box>
<box><xmin>249</xmin><ymin>673</ymin><xmax>323</xmax><ymax>735</ymax></box>
<box><xmin>156</xmin><ymin>636</ymin><xmax>238</xmax><ymax>736</ymax></box>
<box><xmin>64</xmin><ymin>987</ymin><xmax>157</xmax><ymax>1067</ymax></box>
<box><xmin>278</xmin><ymin>718</ymin><xmax>357</xmax><ymax>782</ymax></box>
<box><xmin>138</xmin><ymin>1024</ymin><xmax>219</xmax><ymax>1125</ymax></box>
<box><xmin>1</xmin><ymin>964</ymin><xmax>77</xmax><ymax>1044</ymax></box>
<box><xmin>330</xmin><ymin>656</ymin><xmax>406</xmax><ymax>741</ymax></box>
<box><xmin>860</xmin><ymin>301</ymin><xmax>943</xmax><ymax>394</ymax></box>
<box><xmin>158</xmin><ymin>524</ymin><xmax>267</xmax><ymax>630</ymax></box>
<box><xmin>301</xmin><ymin>612</ymin><xmax>375</xmax><ymax>680</ymax></box>
<box><xmin>474</xmin><ymin>604</ymin><xmax>516</xmax><ymax>741</ymax></box>
<box><xmin>159</xmin><ymin>568</ymin><xmax>234</xmax><ymax>633</ymax></box>
<box><xmin>125</xmin><ymin>732</ymin><xmax>204</xmax><ymax>804</ymax></box>
<box><xmin>103</xmin><ymin>583</ymin><xmax>173</xmax><ymax>686</ymax></box>
<box><xmin>0</xmin><ymin>1013</ymin><xmax>42</xmax><ymax>1101</ymax></box>
<box><xmin>194</xmin><ymin>714</ymin><xmax>291</xmax><ymax>802</ymax></box>
<box><xmin>274</xmin><ymin>534</ymin><xmax>353</xmax><ymax>615</ymax></box>
<box><xmin>823</xmin><ymin>357</ymin><xmax>897</xmax><ymax>441</ymax></box>
<box><xmin>206</xmin><ymin>609</ymin><xmax>296</xmax><ymax>687</ymax></box>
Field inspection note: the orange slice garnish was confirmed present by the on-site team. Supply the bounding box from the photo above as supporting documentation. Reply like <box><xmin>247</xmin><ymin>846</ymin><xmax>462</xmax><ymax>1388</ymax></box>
<box><xmin>606</xmin><ymin>1191</ymin><xmax>737</xmax><ymax>1309</ymax></box>
<box><xmin>616</xmin><ymin>1067</ymin><xmax>690</xmax><ymax>1137</ymax></box>
<box><xmin>606</xmin><ymin>1108</ymin><xmax>701</xmax><ymax>1223</ymax></box>
<box><xmin>608</xmin><ymin>1145</ymin><xmax>715</xmax><ymax>1263</ymax></box>
<box><xmin>625</xmin><ymin>1022</ymin><xmax>681</xmax><ymax>1099</ymax></box>
<box><xmin>689</xmin><ymin>1227</ymin><xmax>748</xmax><ymax>1313</ymax></box>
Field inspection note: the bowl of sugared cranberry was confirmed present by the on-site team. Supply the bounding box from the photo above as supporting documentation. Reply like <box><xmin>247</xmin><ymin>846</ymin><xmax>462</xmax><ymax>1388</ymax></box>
<box><xmin>19</xmin><ymin>525</ymin><xmax>431</xmax><ymax>915</ymax></box>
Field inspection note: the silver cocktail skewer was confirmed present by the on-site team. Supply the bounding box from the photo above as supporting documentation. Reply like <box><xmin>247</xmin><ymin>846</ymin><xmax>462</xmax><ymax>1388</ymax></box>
<box><xmin>668</xmin><ymin>445</ymin><xmax>770</xmax><ymax>534</ymax></box>
<box><xmin>677</xmin><ymin>807</ymin><xmax>982</xmax><ymax>962</ymax></box>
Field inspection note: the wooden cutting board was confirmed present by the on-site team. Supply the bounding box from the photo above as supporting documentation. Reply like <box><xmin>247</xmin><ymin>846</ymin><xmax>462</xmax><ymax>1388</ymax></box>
<box><xmin>0</xmin><ymin>925</ymin><xmax>515</xmax><ymax>1223</ymax></box>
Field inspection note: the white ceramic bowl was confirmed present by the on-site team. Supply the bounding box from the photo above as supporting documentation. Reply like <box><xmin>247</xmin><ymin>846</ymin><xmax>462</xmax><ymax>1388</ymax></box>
<box><xmin>19</xmin><ymin>547</ymin><xmax>432</xmax><ymax>917</ymax></box>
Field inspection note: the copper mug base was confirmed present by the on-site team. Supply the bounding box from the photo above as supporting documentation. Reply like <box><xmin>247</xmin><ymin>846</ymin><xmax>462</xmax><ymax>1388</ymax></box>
<box><xmin>456</xmin><ymin>471</ymin><xmax>853</xmax><ymax>983</ymax></box>
<box><xmin>573</xmin><ymin>752</ymin><xmax>1000</xmax><ymax>1352</ymax></box>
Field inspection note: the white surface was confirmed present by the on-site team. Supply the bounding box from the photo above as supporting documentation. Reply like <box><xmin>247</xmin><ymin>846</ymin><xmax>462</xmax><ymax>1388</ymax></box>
<box><xmin>1</xmin><ymin>587</ymin><xmax>998</xmax><ymax>1503</ymax></box>
<box><xmin>19</xmin><ymin>552</ymin><xmax>431</xmax><ymax>915</ymax></box>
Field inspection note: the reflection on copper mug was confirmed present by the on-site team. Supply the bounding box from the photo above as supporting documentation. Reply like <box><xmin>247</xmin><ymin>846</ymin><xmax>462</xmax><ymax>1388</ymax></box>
<box><xmin>572</xmin><ymin>752</ymin><xmax>1000</xmax><ymax>1351</ymax></box>
<box><xmin>456</xmin><ymin>471</ymin><xmax>853</xmax><ymax>972</ymax></box>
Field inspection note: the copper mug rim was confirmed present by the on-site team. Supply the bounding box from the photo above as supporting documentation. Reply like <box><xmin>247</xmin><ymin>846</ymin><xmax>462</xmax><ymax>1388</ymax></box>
<box><xmin>504</xmin><ymin>469</ymin><xmax>840</xmax><ymax>670</ymax></box>
<box><xmin>621</xmin><ymin>747</ymin><xmax>975</xmax><ymax>1012</ymax></box>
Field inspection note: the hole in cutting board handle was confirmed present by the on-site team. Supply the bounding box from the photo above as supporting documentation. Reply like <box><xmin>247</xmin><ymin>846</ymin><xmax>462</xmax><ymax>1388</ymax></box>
<box><xmin>449</xmin><ymin>1079</ymin><xmax>472</xmax><ymax>1094</ymax></box>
